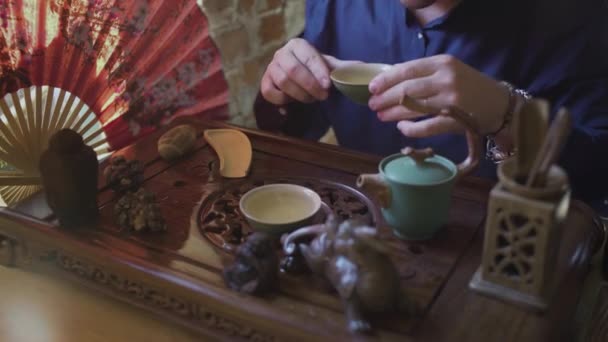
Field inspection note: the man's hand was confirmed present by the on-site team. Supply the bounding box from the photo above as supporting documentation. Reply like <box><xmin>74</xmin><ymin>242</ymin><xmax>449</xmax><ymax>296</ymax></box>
<box><xmin>261</xmin><ymin>38</ymin><xmax>361</xmax><ymax>105</ymax></box>
<box><xmin>368</xmin><ymin>54</ymin><xmax>509</xmax><ymax>137</ymax></box>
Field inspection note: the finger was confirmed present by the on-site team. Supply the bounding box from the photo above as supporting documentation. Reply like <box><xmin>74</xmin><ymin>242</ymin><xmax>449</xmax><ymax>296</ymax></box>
<box><xmin>269</xmin><ymin>62</ymin><xmax>316</xmax><ymax>103</ymax></box>
<box><xmin>439</xmin><ymin>106</ymin><xmax>481</xmax><ymax>134</ymax></box>
<box><xmin>377</xmin><ymin>105</ymin><xmax>426</xmax><ymax>122</ymax></box>
<box><xmin>368</xmin><ymin>76</ymin><xmax>437</xmax><ymax>111</ymax></box>
<box><xmin>415</xmin><ymin>92</ymin><xmax>461</xmax><ymax>111</ymax></box>
<box><xmin>323</xmin><ymin>55</ymin><xmax>364</xmax><ymax>69</ymax></box>
<box><xmin>276</xmin><ymin>50</ymin><xmax>329</xmax><ymax>100</ymax></box>
<box><xmin>369</xmin><ymin>57</ymin><xmax>439</xmax><ymax>94</ymax></box>
<box><xmin>260</xmin><ymin>73</ymin><xmax>291</xmax><ymax>105</ymax></box>
<box><xmin>396</xmin><ymin>116</ymin><xmax>464</xmax><ymax>138</ymax></box>
<box><xmin>289</xmin><ymin>40</ymin><xmax>331</xmax><ymax>88</ymax></box>
<box><xmin>400</xmin><ymin>96</ymin><xmax>436</xmax><ymax>114</ymax></box>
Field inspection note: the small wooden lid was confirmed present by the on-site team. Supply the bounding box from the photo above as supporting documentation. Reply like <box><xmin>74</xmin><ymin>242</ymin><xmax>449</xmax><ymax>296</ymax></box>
<box><xmin>49</xmin><ymin>129</ymin><xmax>84</xmax><ymax>153</ymax></box>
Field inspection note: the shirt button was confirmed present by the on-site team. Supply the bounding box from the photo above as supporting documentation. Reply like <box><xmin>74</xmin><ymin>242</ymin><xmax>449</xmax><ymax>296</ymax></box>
<box><xmin>417</xmin><ymin>32</ymin><xmax>424</xmax><ymax>39</ymax></box>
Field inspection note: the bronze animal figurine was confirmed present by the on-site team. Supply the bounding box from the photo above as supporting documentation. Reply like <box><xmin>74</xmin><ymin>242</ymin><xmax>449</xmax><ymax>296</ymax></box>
<box><xmin>282</xmin><ymin>214</ymin><xmax>415</xmax><ymax>333</ymax></box>
<box><xmin>223</xmin><ymin>232</ymin><xmax>279</xmax><ymax>295</ymax></box>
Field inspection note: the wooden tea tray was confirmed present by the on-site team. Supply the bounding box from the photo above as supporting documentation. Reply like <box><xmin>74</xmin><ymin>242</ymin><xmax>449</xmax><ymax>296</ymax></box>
<box><xmin>0</xmin><ymin>118</ymin><xmax>603</xmax><ymax>341</ymax></box>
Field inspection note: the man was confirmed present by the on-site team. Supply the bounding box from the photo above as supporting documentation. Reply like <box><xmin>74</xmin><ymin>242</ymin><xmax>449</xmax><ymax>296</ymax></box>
<box><xmin>255</xmin><ymin>0</ymin><xmax>608</xmax><ymax>212</ymax></box>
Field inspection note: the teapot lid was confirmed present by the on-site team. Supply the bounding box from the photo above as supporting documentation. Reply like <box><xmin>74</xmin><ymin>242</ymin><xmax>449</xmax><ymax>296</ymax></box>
<box><xmin>383</xmin><ymin>154</ymin><xmax>455</xmax><ymax>185</ymax></box>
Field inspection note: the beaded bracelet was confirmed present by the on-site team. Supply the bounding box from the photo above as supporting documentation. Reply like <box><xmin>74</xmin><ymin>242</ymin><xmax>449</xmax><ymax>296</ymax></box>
<box><xmin>485</xmin><ymin>81</ymin><xmax>531</xmax><ymax>163</ymax></box>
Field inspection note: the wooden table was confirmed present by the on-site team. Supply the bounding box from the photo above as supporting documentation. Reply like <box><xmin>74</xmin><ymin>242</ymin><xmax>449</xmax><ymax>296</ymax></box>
<box><xmin>0</xmin><ymin>266</ymin><xmax>205</xmax><ymax>342</ymax></box>
<box><xmin>0</xmin><ymin>118</ymin><xmax>603</xmax><ymax>341</ymax></box>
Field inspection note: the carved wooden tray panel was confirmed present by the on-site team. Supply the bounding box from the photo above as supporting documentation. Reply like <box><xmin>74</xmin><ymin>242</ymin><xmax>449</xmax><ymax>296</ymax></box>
<box><xmin>88</xmin><ymin>137</ymin><xmax>487</xmax><ymax>337</ymax></box>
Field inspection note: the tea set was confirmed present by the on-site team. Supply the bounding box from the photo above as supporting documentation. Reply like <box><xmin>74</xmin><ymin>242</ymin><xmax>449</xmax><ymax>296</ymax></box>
<box><xmin>37</xmin><ymin>60</ymin><xmax>573</xmax><ymax>334</ymax></box>
<box><xmin>236</xmin><ymin>62</ymin><xmax>482</xmax><ymax>241</ymax></box>
<box><xmin>213</xmin><ymin>63</ymin><xmax>486</xmax><ymax>333</ymax></box>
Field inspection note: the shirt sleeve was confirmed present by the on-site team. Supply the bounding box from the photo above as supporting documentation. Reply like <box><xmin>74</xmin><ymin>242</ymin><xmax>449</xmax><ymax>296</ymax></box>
<box><xmin>527</xmin><ymin>8</ymin><xmax>608</xmax><ymax>207</ymax></box>
<box><xmin>253</xmin><ymin>0</ymin><xmax>332</xmax><ymax>141</ymax></box>
<box><xmin>543</xmin><ymin>79</ymin><xmax>608</xmax><ymax>205</ymax></box>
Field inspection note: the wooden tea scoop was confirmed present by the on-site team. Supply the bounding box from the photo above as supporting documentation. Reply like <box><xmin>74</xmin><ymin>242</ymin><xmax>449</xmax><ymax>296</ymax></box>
<box><xmin>525</xmin><ymin>107</ymin><xmax>572</xmax><ymax>188</ymax></box>
<box><xmin>513</xmin><ymin>99</ymin><xmax>549</xmax><ymax>182</ymax></box>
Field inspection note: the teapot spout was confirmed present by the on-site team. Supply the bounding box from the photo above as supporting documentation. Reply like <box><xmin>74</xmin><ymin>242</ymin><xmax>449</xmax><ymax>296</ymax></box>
<box><xmin>356</xmin><ymin>174</ymin><xmax>391</xmax><ymax>208</ymax></box>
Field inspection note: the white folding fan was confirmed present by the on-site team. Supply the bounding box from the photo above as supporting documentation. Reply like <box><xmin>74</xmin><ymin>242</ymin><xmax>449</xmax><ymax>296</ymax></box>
<box><xmin>0</xmin><ymin>0</ymin><xmax>230</xmax><ymax>205</ymax></box>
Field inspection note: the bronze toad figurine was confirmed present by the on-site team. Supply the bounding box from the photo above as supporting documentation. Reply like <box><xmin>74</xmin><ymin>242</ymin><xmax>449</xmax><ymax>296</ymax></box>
<box><xmin>223</xmin><ymin>232</ymin><xmax>279</xmax><ymax>295</ymax></box>
<box><xmin>282</xmin><ymin>214</ymin><xmax>416</xmax><ymax>333</ymax></box>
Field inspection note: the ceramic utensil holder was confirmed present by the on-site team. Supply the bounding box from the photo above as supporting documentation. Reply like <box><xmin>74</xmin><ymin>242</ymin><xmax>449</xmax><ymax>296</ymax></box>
<box><xmin>469</xmin><ymin>157</ymin><xmax>570</xmax><ymax>311</ymax></box>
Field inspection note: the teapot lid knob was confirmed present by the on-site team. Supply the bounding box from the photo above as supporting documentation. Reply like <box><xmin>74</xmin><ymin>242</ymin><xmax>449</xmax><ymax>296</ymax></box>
<box><xmin>401</xmin><ymin>147</ymin><xmax>435</xmax><ymax>164</ymax></box>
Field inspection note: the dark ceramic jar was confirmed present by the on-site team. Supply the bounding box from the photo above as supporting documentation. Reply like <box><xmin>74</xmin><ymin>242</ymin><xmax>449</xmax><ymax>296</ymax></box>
<box><xmin>39</xmin><ymin>129</ymin><xmax>99</xmax><ymax>229</ymax></box>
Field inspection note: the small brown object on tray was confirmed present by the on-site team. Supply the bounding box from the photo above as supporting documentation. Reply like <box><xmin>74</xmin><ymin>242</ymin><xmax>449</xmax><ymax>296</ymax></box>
<box><xmin>103</xmin><ymin>156</ymin><xmax>144</xmax><ymax>193</ymax></box>
<box><xmin>157</xmin><ymin>124</ymin><xmax>197</xmax><ymax>161</ymax></box>
<box><xmin>114</xmin><ymin>188</ymin><xmax>166</xmax><ymax>232</ymax></box>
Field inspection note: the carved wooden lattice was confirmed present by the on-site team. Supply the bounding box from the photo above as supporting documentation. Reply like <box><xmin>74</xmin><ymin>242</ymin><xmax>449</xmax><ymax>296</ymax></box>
<box><xmin>198</xmin><ymin>177</ymin><xmax>375</xmax><ymax>253</ymax></box>
<box><xmin>56</xmin><ymin>253</ymin><xmax>275</xmax><ymax>342</ymax></box>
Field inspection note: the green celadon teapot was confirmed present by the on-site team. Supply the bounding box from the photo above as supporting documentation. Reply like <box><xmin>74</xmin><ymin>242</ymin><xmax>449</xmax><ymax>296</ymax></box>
<box><xmin>357</xmin><ymin>107</ymin><xmax>482</xmax><ymax>240</ymax></box>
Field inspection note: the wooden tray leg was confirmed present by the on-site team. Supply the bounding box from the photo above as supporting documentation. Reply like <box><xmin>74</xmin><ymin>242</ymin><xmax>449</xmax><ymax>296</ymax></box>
<box><xmin>0</xmin><ymin>235</ymin><xmax>16</xmax><ymax>267</ymax></box>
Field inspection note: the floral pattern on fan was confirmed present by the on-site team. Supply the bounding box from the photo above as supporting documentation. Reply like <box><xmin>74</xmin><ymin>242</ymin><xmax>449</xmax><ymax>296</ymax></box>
<box><xmin>114</xmin><ymin>47</ymin><xmax>216</xmax><ymax>135</ymax></box>
<box><xmin>0</xmin><ymin>0</ymin><xmax>229</xmax><ymax>150</ymax></box>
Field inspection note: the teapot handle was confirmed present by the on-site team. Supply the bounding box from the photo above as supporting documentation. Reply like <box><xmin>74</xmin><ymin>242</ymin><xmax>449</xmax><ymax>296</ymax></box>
<box><xmin>441</xmin><ymin>106</ymin><xmax>482</xmax><ymax>178</ymax></box>
<box><xmin>400</xmin><ymin>106</ymin><xmax>482</xmax><ymax>179</ymax></box>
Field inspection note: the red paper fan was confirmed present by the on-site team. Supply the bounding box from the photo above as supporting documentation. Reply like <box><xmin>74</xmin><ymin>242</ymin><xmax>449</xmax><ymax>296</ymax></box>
<box><xmin>0</xmin><ymin>0</ymin><xmax>229</xmax><ymax>204</ymax></box>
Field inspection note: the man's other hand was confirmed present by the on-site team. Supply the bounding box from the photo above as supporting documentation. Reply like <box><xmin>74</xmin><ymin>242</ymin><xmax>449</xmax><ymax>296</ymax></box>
<box><xmin>261</xmin><ymin>38</ymin><xmax>361</xmax><ymax>105</ymax></box>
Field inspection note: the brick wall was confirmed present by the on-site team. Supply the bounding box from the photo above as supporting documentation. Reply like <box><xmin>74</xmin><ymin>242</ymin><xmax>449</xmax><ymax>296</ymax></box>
<box><xmin>199</xmin><ymin>0</ymin><xmax>305</xmax><ymax>128</ymax></box>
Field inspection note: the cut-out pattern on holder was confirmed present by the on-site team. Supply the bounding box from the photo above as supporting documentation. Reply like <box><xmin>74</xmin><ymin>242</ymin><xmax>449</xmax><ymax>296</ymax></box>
<box><xmin>198</xmin><ymin>177</ymin><xmax>375</xmax><ymax>254</ymax></box>
<box><xmin>486</xmin><ymin>208</ymin><xmax>543</xmax><ymax>287</ymax></box>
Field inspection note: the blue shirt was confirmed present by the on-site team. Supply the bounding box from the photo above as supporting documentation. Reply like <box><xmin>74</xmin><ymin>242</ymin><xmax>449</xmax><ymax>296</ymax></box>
<box><xmin>262</xmin><ymin>0</ymin><xmax>608</xmax><ymax>213</ymax></box>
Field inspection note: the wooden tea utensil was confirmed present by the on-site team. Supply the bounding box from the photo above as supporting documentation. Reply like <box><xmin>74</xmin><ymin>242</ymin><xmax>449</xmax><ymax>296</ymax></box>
<box><xmin>525</xmin><ymin>107</ymin><xmax>572</xmax><ymax>188</ymax></box>
<box><xmin>514</xmin><ymin>99</ymin><xmax>549</xmax><ymax>182</ymax></box>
